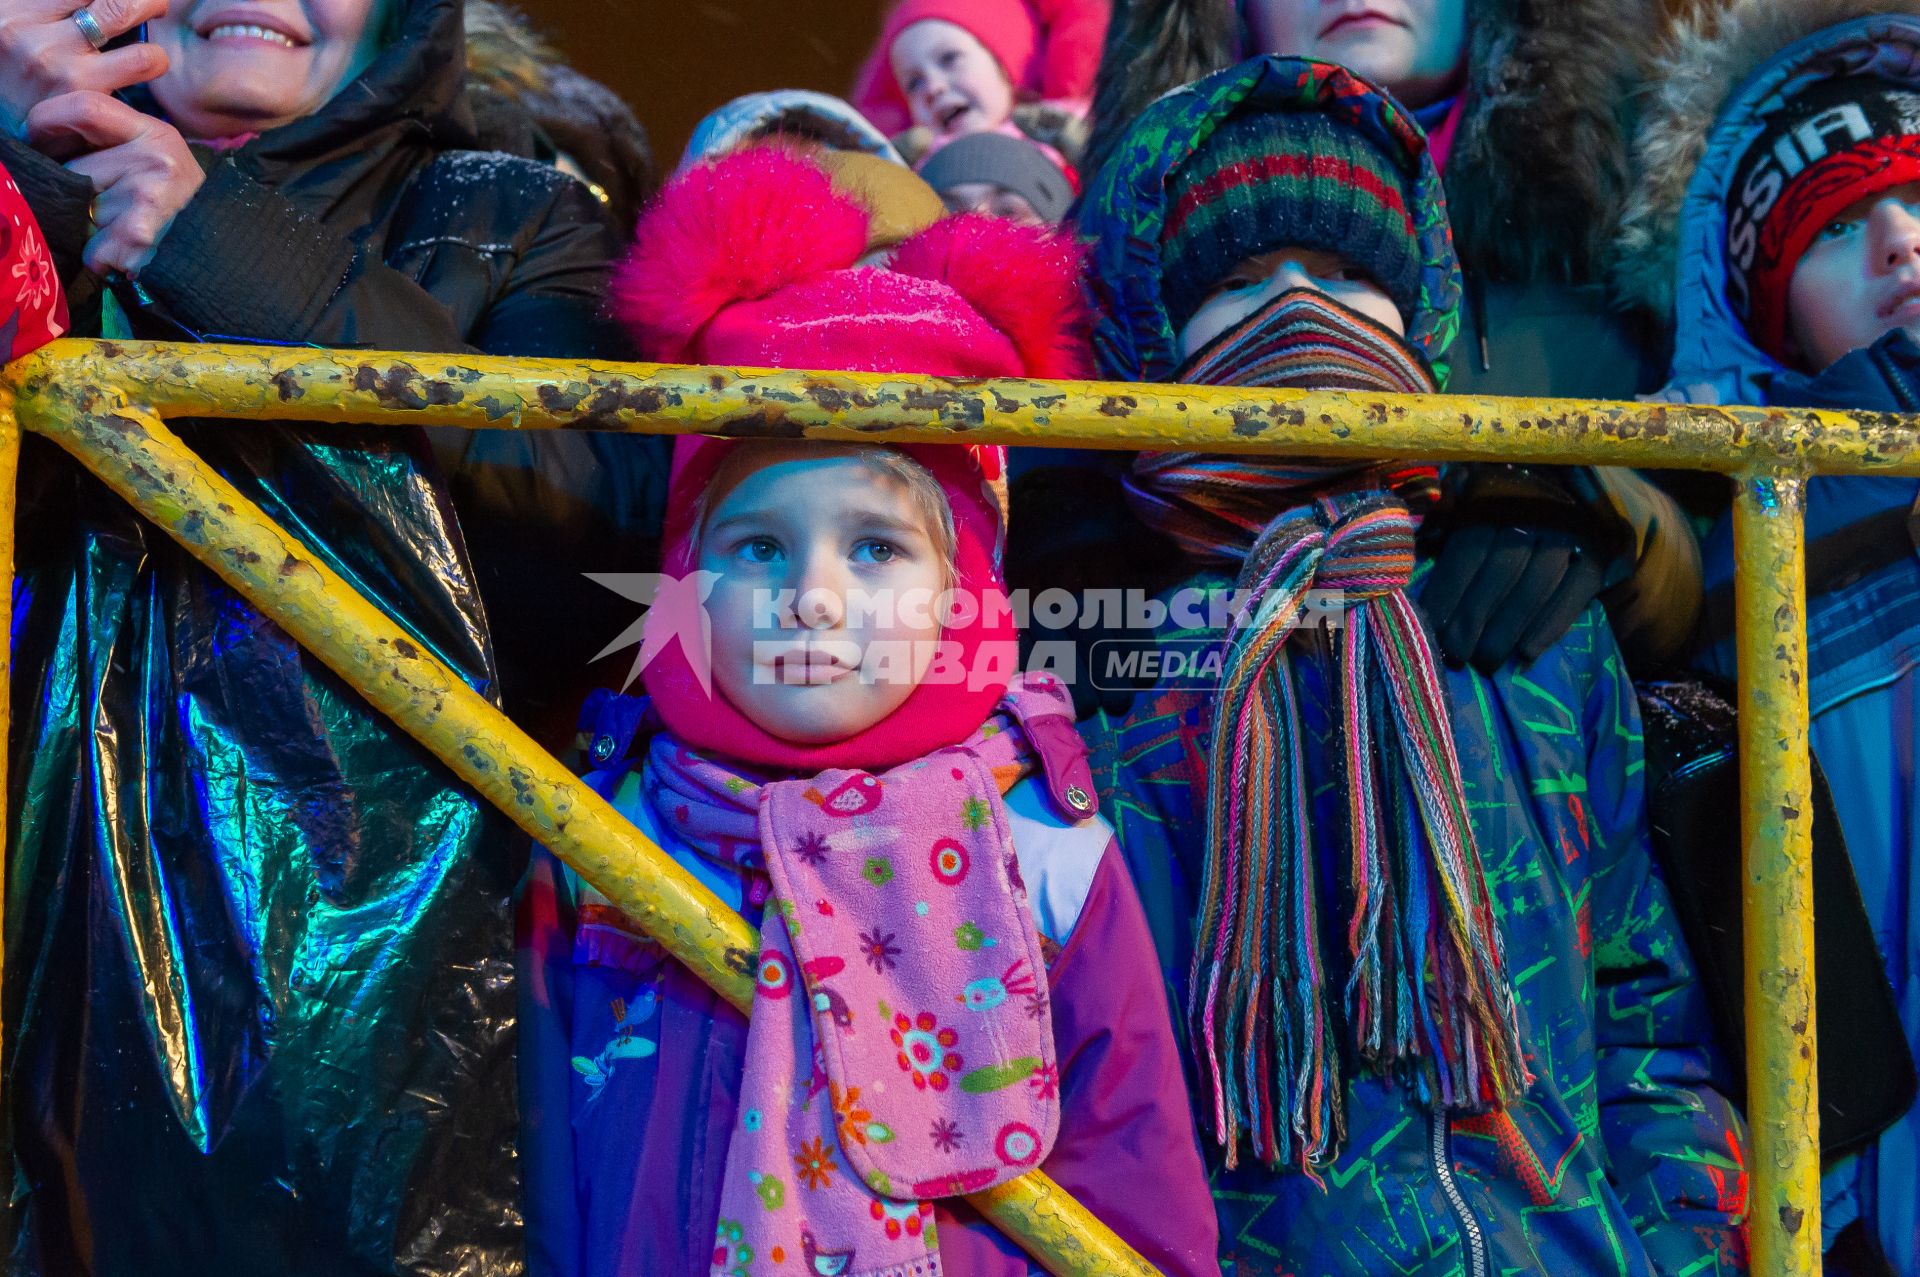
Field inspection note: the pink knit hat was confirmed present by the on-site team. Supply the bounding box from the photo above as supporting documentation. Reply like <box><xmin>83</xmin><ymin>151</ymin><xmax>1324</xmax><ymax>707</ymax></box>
<box><xmin>615</xmin><ymin>146</ymin><xmax>1085</xmax><ymax>377</ymax></box>
<box><xmin>612</xmin><ymin>145</ymin><xmax>1089</xmax><ymax>770</ymax></box>
<box><xmin>864</xmin><ymin>0</ymin><xmax>1040</xmax><ymax>133</ymax></box>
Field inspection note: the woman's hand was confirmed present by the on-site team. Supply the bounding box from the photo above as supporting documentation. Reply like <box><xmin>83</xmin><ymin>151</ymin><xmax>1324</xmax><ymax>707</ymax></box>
<box><xmin>28</xmin><ymin>90</ymin><xmax>203</xmax><ymax>276</ymax></box>
<box><xmin>0</xmin><ymin>0</ymin><xmax>169</xmax><ymax>138</ymax></box>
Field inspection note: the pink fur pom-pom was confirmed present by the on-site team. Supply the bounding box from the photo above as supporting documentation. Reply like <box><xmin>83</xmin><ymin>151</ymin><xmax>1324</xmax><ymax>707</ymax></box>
<box><xmin>613</xmin><ymin>147</ymin><xmax>871</xmax><ymax>361</ymax></box>
<box><xmin>889</xmin><ymin>214</ymin><xmax>1093</xmax><ymax>380</ymax></box>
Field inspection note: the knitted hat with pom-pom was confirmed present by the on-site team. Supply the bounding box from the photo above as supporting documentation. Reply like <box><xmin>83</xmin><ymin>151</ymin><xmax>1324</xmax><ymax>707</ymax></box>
<box><xmin>614</xmin><ymin>145</ymin><xmax>1087</xmax><ymax>377</ymax></box>
<box><xmin>612</xmin><ymin>144</ymin><xmax>1090</xmax><ymax>770</ymax></box>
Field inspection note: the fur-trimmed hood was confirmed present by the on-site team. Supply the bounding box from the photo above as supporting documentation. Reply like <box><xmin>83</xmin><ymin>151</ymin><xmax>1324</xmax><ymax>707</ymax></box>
<box><xmin>1615</xmin><ymin>1</ymin><xmax>1920</xmax><ymax>403</ymax></box>
<box><xmin>1615</xmin><ymin>0</ymin><xmax>1920</xmax><ymax>317</ymax></box>
<box><xmin>464</xmin><ymin>1</ymin><xmax>654</xmax><ymax>229</ymax></box>
<box><xmin>1082</xmin><ymin>0</ymin><xmax>1655</xmax><ymax>286</ymax></box>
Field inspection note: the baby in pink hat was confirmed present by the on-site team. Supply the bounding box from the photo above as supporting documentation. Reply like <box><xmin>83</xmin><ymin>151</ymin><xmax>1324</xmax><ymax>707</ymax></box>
<box><xmin>852</xmin><ymin>0</ymin><xmax>1107</xmax><ymax>172</ymax></box>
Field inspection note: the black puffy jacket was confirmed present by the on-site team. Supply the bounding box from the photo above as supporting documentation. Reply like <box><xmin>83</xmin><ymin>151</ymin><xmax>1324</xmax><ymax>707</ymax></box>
<box><xmin>0</xmin><ymin>1</ymin><xmax>657</xmax><ymax>1272</ymax></box>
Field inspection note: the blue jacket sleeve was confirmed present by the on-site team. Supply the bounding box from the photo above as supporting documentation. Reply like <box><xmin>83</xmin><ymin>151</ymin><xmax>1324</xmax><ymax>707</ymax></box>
<box><xmin>1583</xmin><ymin>640</ymin><xmax>1751</xmax><ymax>1274</ymax></box>
<box><xmin>1035</xmin><ymin>843</ymin><xmax>1222</xmax><ymax>1277</ymax></box>
<box><xmin>516</xmin><ymin>850</ymin><xmax>583</xmax><ymax>1277</ymax></box>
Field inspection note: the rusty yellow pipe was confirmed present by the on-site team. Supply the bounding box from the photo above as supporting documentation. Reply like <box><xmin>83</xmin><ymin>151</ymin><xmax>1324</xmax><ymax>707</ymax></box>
<box><xmin>1731</xmin><ymin>474</ymin><xmax>1821</xmax><ymax>1277</ymax></box>
<box><xmin>0</xmin><ymin>339</ymin><xmax>1841</xmax><ymax>1276</ymax></box>
<box><xmin>14</xmin><ymin>339</ymin><xmax>1920</xmax><ymax>476</ymax></box>
<box><xmin>10</xmin><ymin>380</ymin><xmax>1162</xmax><ymax>1277</ymax></box>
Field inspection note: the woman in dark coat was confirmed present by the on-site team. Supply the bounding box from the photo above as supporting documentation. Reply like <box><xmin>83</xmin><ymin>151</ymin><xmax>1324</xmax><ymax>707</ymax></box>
<box><xmin>0</xmin><ymin>0</ymin><xmax>653</xmax><ymax>1271</ymax></box>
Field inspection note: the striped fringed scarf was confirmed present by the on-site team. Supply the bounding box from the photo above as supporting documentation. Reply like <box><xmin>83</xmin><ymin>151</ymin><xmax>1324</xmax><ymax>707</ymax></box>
<box><xmin>1146</xmin><ymin>290</ymin><xmax>1530</xmax><ymax>1172</ymax></box>
<box><xmin>1125</xmin><ymin>288</ymin><xmax>1442</xmax><ymax>560</ymax></box>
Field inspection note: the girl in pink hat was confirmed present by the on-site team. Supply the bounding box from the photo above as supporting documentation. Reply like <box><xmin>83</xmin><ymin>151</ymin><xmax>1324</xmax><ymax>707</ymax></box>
<box><xmin>516</xmin><ymin>145</ymin><xmax>1218</xmax><ymax>1277</ymax></box>
<box><xmin>851</xmin><ymin>0</ymin><xmax>1107</xmax><ymax>175</ymax></box>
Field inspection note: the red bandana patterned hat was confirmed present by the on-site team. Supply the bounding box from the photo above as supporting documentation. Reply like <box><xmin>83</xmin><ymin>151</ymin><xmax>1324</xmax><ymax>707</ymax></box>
<box><xmin>1</xmin><ymin>167</ymin><xmax>67</xmax><ymax>362</ymax></box>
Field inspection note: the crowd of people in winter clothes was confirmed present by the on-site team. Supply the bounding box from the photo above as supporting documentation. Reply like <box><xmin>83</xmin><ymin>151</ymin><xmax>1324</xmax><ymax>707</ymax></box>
<box><xmin>9</xmin><ymin>0</ymin><xmax>1920</xmax><ymax>1274</ymax></box>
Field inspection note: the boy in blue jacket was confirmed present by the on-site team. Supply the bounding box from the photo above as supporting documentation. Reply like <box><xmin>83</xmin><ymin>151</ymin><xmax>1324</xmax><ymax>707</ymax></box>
<box><xmin>1077</xmin><ymin>54</ymin><xmax>1750</xmax><ymax>1276</ymax></box>
<box><xmin>1615</xmin><ymin>1</ymin><xmax>1920</xmax><ymax>1267</ymax></box>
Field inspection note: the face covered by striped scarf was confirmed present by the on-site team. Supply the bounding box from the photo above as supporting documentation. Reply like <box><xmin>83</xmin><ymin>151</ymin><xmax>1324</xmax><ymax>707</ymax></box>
<box><xmin>1136</xmin><ymin>287</ymin><xmax>1531</xmax><ymax>1173</ymax></box>
<box><xmin>1126</xmin><ymin>288</ymin><xmax>1441</xmax><ymax>555</ymax></box>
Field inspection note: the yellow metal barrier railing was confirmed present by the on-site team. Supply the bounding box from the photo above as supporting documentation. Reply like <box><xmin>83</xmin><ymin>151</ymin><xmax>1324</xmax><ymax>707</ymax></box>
<box><xmin>0</xmin><ymin>338</ymin><xmax>1861</xmax><ymax>1276</ymax></box>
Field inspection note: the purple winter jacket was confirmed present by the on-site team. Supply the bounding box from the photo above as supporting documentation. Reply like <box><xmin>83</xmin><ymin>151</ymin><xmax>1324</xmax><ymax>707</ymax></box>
<box><xmin>516</xmin><ymin>715</ymin><xmax>1220</xmax><ymax>1277</ymax></box>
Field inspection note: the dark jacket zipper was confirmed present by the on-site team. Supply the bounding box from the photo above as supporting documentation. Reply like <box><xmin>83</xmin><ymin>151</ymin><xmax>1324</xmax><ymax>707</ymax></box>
<box><xmin>1431</xmin><ymin>1110</ymin><xmax>1489</xmax><ymax>1277</ymax></box>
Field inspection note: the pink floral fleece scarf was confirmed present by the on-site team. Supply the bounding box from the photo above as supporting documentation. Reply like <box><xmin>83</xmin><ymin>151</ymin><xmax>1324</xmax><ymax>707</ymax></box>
<box><xmin>644</xmin><ymin>674</ymin><xmax>1076</xmax><ymax>1277</ymax></box>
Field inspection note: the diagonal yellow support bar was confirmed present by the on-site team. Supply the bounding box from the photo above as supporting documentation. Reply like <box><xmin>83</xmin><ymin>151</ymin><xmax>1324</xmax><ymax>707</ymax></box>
<box><xmin>7</xmin><ymin>377</ymin><xmax>1161</xmax><ymax>1277</ymax></box>
<box><xmin>1732</xmin><ymin>475</ymin><xmax>1821</xmax><ymax>1277</ymax></box>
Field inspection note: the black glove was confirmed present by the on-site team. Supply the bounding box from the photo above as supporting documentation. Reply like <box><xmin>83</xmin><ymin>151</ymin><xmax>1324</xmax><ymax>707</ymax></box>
<box><xmin>1417</xmin><ymin>465</ymin><xmax>1632</xmax><ymax>674</ymax></box>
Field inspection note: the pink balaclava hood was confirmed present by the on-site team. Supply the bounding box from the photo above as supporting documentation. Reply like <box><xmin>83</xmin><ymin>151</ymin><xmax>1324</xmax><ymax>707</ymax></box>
<box><xmin>613</xmin><ymin>145</ymin><xmax>1089</xmax><ymax>771</ymax></box>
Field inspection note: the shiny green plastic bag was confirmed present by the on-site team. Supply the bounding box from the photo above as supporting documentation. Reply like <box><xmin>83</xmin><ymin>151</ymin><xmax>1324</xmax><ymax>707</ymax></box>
<box><xmin>5</xmin><ymin>421</ymin><xmax>521</xmax><ymax>1276</ymax></box>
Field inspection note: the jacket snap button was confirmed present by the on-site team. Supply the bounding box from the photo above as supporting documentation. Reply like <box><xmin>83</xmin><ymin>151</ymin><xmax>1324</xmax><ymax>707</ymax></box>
<box><xmin>591</xmin><ymin>734</ymin><xmax>616</xmax><ymax>763</ymax></box>
<box><xmin>1065</xmin><ymin>785</ymin><xmax>1091</xmax><ymax>813</ymax></box>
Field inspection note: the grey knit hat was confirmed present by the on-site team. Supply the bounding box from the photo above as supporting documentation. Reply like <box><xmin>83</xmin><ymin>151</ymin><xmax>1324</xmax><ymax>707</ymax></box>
<box><xmin>917</xmin><ymin>132</ymin><xmax>1076</xmax><ymax>223</ymax></box>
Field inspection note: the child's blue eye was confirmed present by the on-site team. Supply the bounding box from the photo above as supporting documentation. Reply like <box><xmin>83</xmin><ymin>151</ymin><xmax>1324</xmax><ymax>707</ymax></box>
<box><xmin>1816</xmin><ymin>218</ymin><xmax>1865</xmax><ymax>243</ymax></box>
<box><xmin>736</xmin><ymin>537</ymin><xmax>782</xmax><ymax>564</ymax></box>
<box><xmin>853</xmin><ymin>539</ymin><xmax>901</xmax><ymax>564</ymax></box>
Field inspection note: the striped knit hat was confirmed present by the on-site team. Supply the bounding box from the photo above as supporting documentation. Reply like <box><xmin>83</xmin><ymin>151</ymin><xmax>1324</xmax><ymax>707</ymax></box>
<box><xmin>1160</xmin><ymin>109</ymin><xmax>1422</xmax><ymax>332</ymax></box>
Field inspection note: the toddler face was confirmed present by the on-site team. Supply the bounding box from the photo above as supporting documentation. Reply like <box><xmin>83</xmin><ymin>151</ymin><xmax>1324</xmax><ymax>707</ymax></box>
<box><xmin>891</xmin><ymin>19</ymin><xmax>1016</xmax><ymax>141</ymax></box>
<box><xmin>1786</xmin><ymin>180</ymin><xmax>1920</xmax><ymax>372</ymax></box>
<box><xmin>938</xmin><ymin>181</ymin><xmax>1047</xmax><ymax>226</ymax></box>
<box><xmin>696</xmin><ymin>449</ymin><xmax>952</xmax><ymax>746</ymax></box>
<box><xmin>150</xmin><ymin>0</ymin><xmax>392</xmax><ymax>139</ymax></box>
<box><xmin>1178</xmin><ymin>246</ymin><xmax>1406</xmax><ymax>359</ymax></box>
<box><xmin>1244</xmin><ymin>0</ymin><xmax>1468</xmax><ymax>108</ymax></box>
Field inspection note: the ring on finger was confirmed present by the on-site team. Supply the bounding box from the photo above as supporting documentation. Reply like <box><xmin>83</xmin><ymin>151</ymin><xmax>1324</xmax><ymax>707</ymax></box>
<box><xmin>71</xmin><ymin>6</ymin><xmax>111</xmax><ymax>50</ymax></box>
<box><xmin>88</xmin><ymin>196</ymin><xmax>101</xmax><ymax>227</ymax></box>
